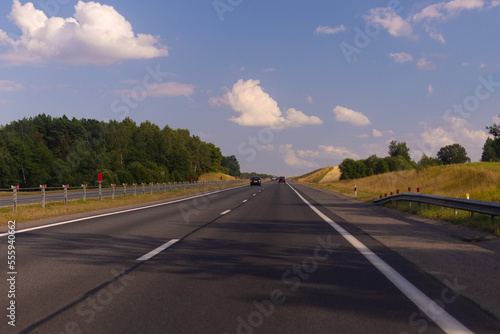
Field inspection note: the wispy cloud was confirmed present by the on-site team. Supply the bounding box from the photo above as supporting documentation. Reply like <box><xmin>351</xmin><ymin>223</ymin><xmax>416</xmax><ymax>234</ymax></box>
<box><xmin>314</xmin><ymin>25</ymin><xmax>346</xmax><ymax>35</ymax></box>
<box><xmin>411</xmin><ymin>0</ymin><xmax>485</xmax><ymax>43</ymax></box>
<box><xmin>417</xmin><ymin>55</ymin><xmax>436</xmax><ymax>71</ymax></box>
<box><xmin>428</xmin><ymin>84</ymin><xmax>434</xmax><ymax>96</ymax></box>
<box><xmin>116</xmin><ymin>82</ymin><xmax>195</xmax><ymax>98</ymax></box>
<box><xmin>389</xmin><ymin>52</ymin><xmax>414</xmax><ymax>63</ymax></box>
<box><xmin>364</xmin><ymin>7</ymin><xmax>415</xmax><ymax>39</ymax></box>
<box><xmin>0</xmin><ymin>80</ymin><xmax>23</xmax><ymax>92</ymax></box>
<box><xmin>279</xmin><ymin>144</ymin><xmax>319</xmax><ymax>168</ymax></box>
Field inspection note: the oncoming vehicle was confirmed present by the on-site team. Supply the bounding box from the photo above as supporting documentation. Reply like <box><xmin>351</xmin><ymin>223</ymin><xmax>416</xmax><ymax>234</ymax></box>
<box><xmin>271</xmin><ymin>177</ymin><xmax>277</xmax><ymax>181</ymax></box>
<box><xmin>250</xmin><ymin>176</ymin><xmax>261</xmax><ymax>186</ymax></box>
<box><xmin>279</xmin><ymin>176</ymin><xmax>286</xmax><ymax>183</ymax></box>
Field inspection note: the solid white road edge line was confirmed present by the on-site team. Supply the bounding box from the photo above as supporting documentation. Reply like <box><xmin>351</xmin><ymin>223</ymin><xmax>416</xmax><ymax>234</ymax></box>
<box><xmin>0</xmin><ymin>184</ymin><xmax>248</xmax><ymax>237</ymax></box>
<box><xmin>287</xmin><ymin>183</ymin><xmax>473</xmax><ymax>334</ymax></box>
<box><xmin>221</xmin><ymin>210</ymin><xmax>231</xmax><ymax>215</ymax></box>
<box><xmin>137</xmin><ymin>239</ymin><xmax>180</xmax><ymax>261</ymax></box>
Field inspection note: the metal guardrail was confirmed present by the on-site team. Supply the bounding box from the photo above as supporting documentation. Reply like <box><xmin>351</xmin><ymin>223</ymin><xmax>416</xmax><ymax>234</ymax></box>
<box><xmin>2</xmin><ymin>180</ymin><xmax>246</xmax><ymax>211</ymax></box>
<box><xmin>374</xmin><ymin>193</ymin><xmax>500</xmax><ymax>220</ymax></box>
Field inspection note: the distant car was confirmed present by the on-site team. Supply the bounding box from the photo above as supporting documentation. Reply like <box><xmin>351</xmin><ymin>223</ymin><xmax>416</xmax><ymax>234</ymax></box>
<box><xmin>278</xmin><ymin>176</ymin><xmax>286</xmax><ymax>183</ymax></box>
<box><xmin>271</xmin><ymin>177</ymin><xmax>277</xmax><ymax>181</ymax></box>
<box><xmin>250</xmin><ymin>176</ymin><xmax>261</xmax><ymax>186</ymax></box>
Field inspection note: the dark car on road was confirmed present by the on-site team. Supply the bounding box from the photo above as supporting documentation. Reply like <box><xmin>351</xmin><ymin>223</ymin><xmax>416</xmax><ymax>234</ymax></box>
<box><xmin>250</xmin><ymin>176</ymin><xmax>261</xmax><ymax>186</ymax></box>
<box><xmin>279</xmin><ymin>176</ymin><xmax>286</xmax><ymax>183</ymax></box>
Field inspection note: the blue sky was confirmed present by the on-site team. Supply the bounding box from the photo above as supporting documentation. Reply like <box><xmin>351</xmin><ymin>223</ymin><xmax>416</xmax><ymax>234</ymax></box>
<box><xmin>0</xmin><ymin>0</ymin><xmax>499</xmax><ymax>176</ymax></box>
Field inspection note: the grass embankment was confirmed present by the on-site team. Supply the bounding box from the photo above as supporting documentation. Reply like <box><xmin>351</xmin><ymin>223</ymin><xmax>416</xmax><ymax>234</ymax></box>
<box><xmin>0</xmin><ymin>175</ymin><xmax>245</xmax><ymax>226</ymax></box>
<box><xmin>198</xmin><ymin>172</ymin><xmax>238</xmax><ymax>181</ymax></box>
<box><xmin>296</xmin><ymin>162</ymin><xmax>500</xmax><ymax>235</ymax></box>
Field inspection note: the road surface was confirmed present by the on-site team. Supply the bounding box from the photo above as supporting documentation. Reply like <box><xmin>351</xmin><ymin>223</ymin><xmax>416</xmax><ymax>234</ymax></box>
<box><xmin>1</xmin><ymin>181</ymin><xmax>498</xmax><ymax>333</ymax></box>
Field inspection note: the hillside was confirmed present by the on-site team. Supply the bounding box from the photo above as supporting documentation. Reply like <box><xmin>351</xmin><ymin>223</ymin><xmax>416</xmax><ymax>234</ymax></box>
<box><xmin>298</xmin><ymin>162</ymin><xmax>500</xmax><ymax>202</ymax></box>
<box><xmin>293</xmin><ymin>166</ymin><xmax>341</xmax><ymax>184</ymax></box>
<box><xmin>198</xmin><ymin>172</ymin><xmax>237</xmax><ymax>181</ymax></box>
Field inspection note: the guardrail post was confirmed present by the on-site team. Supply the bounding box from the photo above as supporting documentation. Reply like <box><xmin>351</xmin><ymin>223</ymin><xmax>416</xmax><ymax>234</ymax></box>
<box><xmin>63</xmin><ymin>185</ymin><xmax>68</xmax><ymax>205</ymax></box>
<box><xmin>157</xmin><ymin>182</ymin><xmax>160</xmax><ymax>194</ymax></box>
<box><xmin>112</xmin><ymin>184</ymin><xmax>115</xmax><ymax>199</ymax></box>
<box><xmin>82</xmin><ymin>184</ymin><xmax>87</xmax><ymax>201</ymax></box>
<box><xmin>134</xmin><ymin>183</ymin><xmax>137</xmax><ymax>196</ymax></box>
<box><xmin>354</xmin><ymin>185</ymin><xmax>357</xmax><ymax>197</ymax></box>
<box><xmin>40</xmin><ymin>185</ymin><xmax>46</xmax><ymax>208</ymax></box>
<box><xmin>142</xmin><ymin>183</ymin><xmax>145</xmax><ymax>195</ymax></box>
<box><xmin>11</xmin><ymin>185</ymin><xmax>18</xmax><ymax>212</ymax></box>
<box><xmin>123</xmin><ymin>183</ymin><xmax>127</xmax><ymax>198</ymax></box>
<box><xmin>150</xmin><ymin>182</ymin><xmax>153</xmax><ymax>195</ymax></box>
<box><xmin>99</xmin><ymin>181</ymin><xmax>102</xmax><ymax>201</ymax></box>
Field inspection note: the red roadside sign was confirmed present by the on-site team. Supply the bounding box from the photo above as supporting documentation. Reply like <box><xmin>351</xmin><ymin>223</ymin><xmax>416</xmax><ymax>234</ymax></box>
<box><xmin>98</xmin><ymin>173</ymin><xmax>103</xmax><ymax>182</ymax></box>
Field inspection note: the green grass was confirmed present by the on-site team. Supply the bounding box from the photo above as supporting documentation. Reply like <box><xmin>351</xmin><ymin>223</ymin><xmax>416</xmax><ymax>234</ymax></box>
<box><xmin>384</xmin><ymin>201</ymin><xmax>500</xmax><ymax>235</ymax></box>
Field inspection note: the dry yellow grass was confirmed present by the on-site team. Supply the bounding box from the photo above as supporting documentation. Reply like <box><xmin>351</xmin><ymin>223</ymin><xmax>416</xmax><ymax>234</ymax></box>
<box><xmin>296</xmin><ymin>162</ymin><xmax>500</xmax><ymax>235</ymax></box>
<box><xmin>319</xmin><ymin>166</ymin><xmax>341</xmax><ymax>183</ymax></box>
<box><xmin>296</xmin><ymin>166</ymin><xmax>332</xmax><ymax>183</ymax></box>
<box><xmin>198</xmin><ymin>172</ymin><xmax>237</xmax><ymax>181</ymax></box>
<box><xmin>0</xmin><ymin>182</ymin><xmax>245</xmax><ymax>226</ymax></box>
<box><xmin>320</xmin><ymin>162</ymin><xmax>500</xmax><ymax>202</ymax></box>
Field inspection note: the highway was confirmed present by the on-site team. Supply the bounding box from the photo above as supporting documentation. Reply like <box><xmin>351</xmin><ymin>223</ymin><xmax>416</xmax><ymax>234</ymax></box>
<box><xmin>1</xmin><ymin>181</ymin><xmax>499</xmax><ymax>333</ymax></box>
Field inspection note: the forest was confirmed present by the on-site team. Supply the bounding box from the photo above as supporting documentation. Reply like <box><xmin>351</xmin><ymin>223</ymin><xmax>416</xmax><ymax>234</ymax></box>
<box><xmin>0</xmin><ymin>114</ymin><xmax>232</xmax><ymax>188</ymax></box>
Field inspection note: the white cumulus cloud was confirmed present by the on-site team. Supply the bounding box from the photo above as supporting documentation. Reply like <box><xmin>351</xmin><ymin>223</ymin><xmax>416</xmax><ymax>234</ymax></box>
<box><xmin>0</xmin><ymin>0</ymin><xmax>168</xmax><ymax>66</ymax></box>
<box><xmin>333</xmin><ymin>106</ymin><xmax>371</xmax><ymax>126</ymax></box>
<box><xmin>372</xmin><ymin>129</ymin><xmax>383</xmax><ymax>137</ymax></box>
<box><xmin>415</xmin><ymin>116</ymin><xmax>490</xmax><ymax>161</ymax></box>
<box><xmin>211</xmin><ymin>79</ymin><xmax>323</xmax><ymax>128</ymax></box>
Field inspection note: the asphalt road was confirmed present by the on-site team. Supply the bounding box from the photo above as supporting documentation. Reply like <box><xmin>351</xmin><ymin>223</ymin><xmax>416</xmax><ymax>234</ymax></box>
<box><xmin>1</xmin><ymin>181</ymin><xmax>499</xmax><ymax>333</ymax></box>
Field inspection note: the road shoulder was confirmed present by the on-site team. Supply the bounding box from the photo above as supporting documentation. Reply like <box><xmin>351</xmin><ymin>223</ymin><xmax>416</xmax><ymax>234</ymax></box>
<box><xmin>291</xmin><ymin>182</ymin><xmax>500</xmax><ymax>321</ymax></box>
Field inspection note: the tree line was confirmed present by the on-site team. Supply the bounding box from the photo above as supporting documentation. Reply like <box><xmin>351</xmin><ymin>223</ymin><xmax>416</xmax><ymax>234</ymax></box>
<box><xmin>0</xmin><ymin>114</ymin><xmax>240</xmax><ymax>188</ymax></box>
<box><xmin>339</xmin><ymin>141</ymin><xmax>471</xmax><ymax>180</ymax></box>
<box><xmin>481</xmin><ymin>116</ymin><xmax>500</xmax><ymax>162</ymax></box>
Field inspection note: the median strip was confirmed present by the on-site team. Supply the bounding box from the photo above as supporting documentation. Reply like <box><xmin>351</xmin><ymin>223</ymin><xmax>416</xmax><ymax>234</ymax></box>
<box><xmin>137</xmin><ymin>239</ymin><xmax>180</xmax><ymax>261</ymax></box>
<box><xmin>287</xmin><ymin>183</ymin><xmax>473</xmax><ymax>334</ymax></box>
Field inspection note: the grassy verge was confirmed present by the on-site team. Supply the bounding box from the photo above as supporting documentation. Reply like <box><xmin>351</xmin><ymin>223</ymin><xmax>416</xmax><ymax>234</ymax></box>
<box><xmin>296</xmin><ymin>168</ymin><xmax>500</xmax><ymax>236</ymax></box>
<box><xmin>384</xmin><ymin>201</ymin><xmax>500</xmax><ymax>235</ymax></box>
<box><xmin>0</xmin><ymin>182</ymin><xmax>246</xmax><ymax>226</ymax></box>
